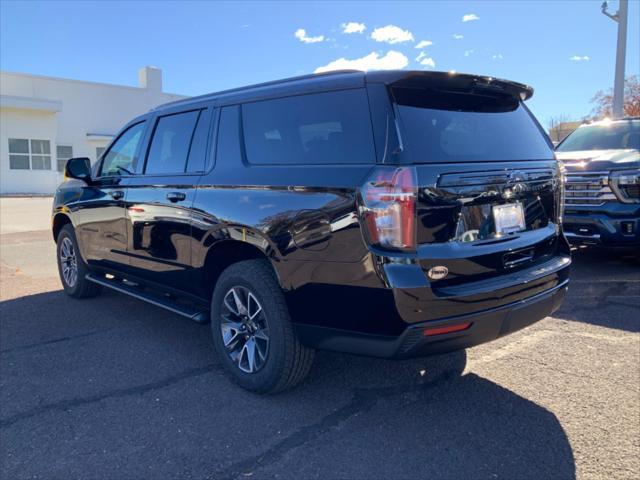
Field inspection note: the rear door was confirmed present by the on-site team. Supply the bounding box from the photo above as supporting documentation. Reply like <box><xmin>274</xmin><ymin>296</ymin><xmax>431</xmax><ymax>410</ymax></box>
<box><xmin>123</xmin><ymin>106</ymin><xmax>214</xmax><ymax>291</ymax></box>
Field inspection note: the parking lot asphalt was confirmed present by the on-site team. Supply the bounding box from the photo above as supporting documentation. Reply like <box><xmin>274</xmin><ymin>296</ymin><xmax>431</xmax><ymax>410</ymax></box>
<box><xmin>0</xmin><ymin>197</ymin><xmax>639</xmax><ymax>480</ymax></box>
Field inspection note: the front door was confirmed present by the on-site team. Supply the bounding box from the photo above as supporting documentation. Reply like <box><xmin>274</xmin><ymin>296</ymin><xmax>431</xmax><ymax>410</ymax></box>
<box><xmin>123</xmin><ymin>107</ymin><xmax>212</xmax><ymax>292</ymax></box>
<box><xmin>74</xmin><ymin>121</ymin><xmax>147</xmax><ymax>272</ymax></box>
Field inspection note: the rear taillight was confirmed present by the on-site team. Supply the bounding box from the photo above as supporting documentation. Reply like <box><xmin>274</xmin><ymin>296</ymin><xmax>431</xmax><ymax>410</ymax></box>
<box><xmin>359</xmin><ymin>166</ymin><xmax>417</xmax><ymax>251</ymax></box>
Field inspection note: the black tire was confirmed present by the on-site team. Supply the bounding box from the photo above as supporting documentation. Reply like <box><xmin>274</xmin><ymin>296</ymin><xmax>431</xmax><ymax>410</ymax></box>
<box><xmin>210</xmin><ymin>259</ymin><xmax>314</xmax><ymax>394</ymax></box>
<box><xmin>56</xmin><ymin>224</ymin><xmax>101</xmax><ymax>299</ymax></box>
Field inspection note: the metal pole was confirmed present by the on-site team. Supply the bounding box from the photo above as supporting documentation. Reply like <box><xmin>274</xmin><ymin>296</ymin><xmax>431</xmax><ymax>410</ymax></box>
<box><xmin>612</xmin><ymin>0</ymin><xmax>628</xmax><ymax>118</ymax></box>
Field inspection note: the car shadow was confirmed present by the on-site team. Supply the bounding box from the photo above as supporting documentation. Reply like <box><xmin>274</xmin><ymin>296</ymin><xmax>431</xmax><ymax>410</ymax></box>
<box><xmin>262</xmin><ymin>350</ymin><xmax>577</xmax><ymax>480</ymax></box>
<box><xmin>553</xmin><ymin>246</ymin><xmax>640</xmax><ymax>333</ymax></box>
<box><xmin>1</xmin><ymin>289</ymin><xmax>576</xmax><ymax>480</ymax></box>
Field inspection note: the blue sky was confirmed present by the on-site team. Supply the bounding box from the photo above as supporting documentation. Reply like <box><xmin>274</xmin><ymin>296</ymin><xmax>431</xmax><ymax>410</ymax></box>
<box><xmin>1</xmin><ymin>0</ymin><xmax>639</xmax><ymax>127</ymax></box>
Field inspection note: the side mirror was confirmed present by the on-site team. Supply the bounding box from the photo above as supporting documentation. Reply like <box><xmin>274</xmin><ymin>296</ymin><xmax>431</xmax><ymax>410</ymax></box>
<box><xmin>64</xmin><ymin>157</ymin><xmax>92</xmax><ymax>182</ymax></box>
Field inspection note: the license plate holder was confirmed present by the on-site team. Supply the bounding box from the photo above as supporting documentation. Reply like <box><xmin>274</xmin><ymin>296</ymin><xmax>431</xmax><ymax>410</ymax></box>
<box><xmin>493</xmin><ymin>202</ymin><xmax>525</xmax><ymax>235</ymax></box>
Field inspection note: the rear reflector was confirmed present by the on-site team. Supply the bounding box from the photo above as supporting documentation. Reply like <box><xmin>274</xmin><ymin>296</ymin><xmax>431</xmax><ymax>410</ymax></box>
<box><xmin>423</xmin><ymin>322</ymin><xmax>472</xmax><ymax>336</ymax></box>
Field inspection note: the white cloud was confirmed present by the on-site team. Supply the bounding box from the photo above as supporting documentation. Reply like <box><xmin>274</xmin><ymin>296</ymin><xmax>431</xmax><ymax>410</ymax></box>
<box><xmin>453</xmin><ymin>34</ymin><xmax>464</xmax><ymax>40</ymax></box>
<box><xmin>464</xmin><ymin>49</ymin><xmax>474</xmax><ymax>57</ymax></box>
<box><xmin>315</xmin><ymin>50</ymin><xmax>409</xmax><ymax>73</ymax></box>
<box><xmin>294</xmin><ymin>28</ymin><xmax>325</xmax><ymax>44</ymax></box>
<box><xmin>415</xmin><ymin>52</ymin><xmax>436</xmax><ymax>68</ymax></box>
<box><xmin>342</xmin><ymin>22</ymin><xmax>366</xmax><ymax>34</ymax></box>
<box><xmin>415</xmin><ymin>40</ymin><xmax>433</xmax><ymax>49</ymax></box>
<box><xmin>370</xmin><ymin>25</ymin><xmax>414</xmax><ymax>44</ymax></box>
<box><xmin>462</xmin><ymin>13</ymin><xmax>480</xmax><ymax>22</ymax></box>
<box><xmin>492</xmin><ymin>53</ymin><xmax>504</xmax><ymax>60</ymax></box>
<box><xmin>569</xmin><ymin>55</ymin><xmax>590</xmax><ymax>62</ymax></box>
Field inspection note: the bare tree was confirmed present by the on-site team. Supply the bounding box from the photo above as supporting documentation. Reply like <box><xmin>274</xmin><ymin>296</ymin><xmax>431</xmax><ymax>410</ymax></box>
<box><xmin>590</xmin><ymin>75</ymin><xmax>640</xmax><ymax>119</ymax></box>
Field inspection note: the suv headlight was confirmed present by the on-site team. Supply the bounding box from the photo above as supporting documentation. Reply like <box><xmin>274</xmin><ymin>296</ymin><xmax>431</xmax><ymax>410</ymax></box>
<box><xmin>609</xmin><ymin>169</ymin><xmax>640</xmax><ymax>204</ymax></box>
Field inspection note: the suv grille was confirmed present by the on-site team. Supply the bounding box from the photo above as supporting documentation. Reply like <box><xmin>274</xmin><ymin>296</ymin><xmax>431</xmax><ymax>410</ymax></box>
<box><xmin>564</xmin><ymin>171</ymin><xmax>616</xmax><ymax>206</ymax></box>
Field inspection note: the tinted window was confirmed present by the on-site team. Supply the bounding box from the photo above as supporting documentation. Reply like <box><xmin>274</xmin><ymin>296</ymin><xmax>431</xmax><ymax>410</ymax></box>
<box><xmin>556</xmin><ymin>121</ymin><xmax>640</xmax><ymax>152</ymax></box>
<box><xmin>100</xmin><ymin>122</ymin><xmax>146</xmax><ymax>176</ymax></box>
<box><xmin>185</xmin><ymin>108</ymin><xmax>212</xmax><ymax>173</ymax></box>
<box><xmin>145</xmin><ymin>110</ymin><xmax>200</xmax><ymax>174</ymax></box>
<box><xmin>242</xmin><ymin>89</ymin><xmax>375</xmax><ymax>165</ymax></box>
<box><xmin>394</xmin><ymin>87</ymin><xmax>553</xmax><ymax>162</ymax></box>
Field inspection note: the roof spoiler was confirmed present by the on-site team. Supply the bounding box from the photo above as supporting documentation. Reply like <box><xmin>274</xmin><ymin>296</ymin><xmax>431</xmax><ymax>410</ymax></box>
<box><xmin>367</xmin><ymin>70</ymin><xmax>534</xmax><ymax>101</ymax></box>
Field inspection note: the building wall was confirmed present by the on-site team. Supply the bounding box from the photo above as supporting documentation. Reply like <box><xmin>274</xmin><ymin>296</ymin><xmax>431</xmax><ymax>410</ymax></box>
<box><xmin>0</xmin><ymin>108</ymin><xmax>59</xmax><ymax>194</ymax></box>
<box><xmin>0</xmin><ymin>67</ymin><xmax>187</xmax><ymax>194</ymax></box>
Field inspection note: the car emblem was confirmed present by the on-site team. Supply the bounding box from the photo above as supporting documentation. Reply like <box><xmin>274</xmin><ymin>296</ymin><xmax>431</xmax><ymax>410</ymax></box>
<box><xmin>427</xmin><ymin>266</ymin><xmax>449</xmax><ymax>280</ymax></box>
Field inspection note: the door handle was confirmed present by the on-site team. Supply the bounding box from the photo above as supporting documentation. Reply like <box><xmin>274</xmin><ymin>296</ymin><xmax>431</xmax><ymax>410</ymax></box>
<box><xmin>110</xmin><ymin>190</ymin><xmax>124</xmax><ymax>200</ymax></box>
<box><xmin>166</xmin><ymin>192</ymin><xmax>186</xmax><ymax>203</ymax></box>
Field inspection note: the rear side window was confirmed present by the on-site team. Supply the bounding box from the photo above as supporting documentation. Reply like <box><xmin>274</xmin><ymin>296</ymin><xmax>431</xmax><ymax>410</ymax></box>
<box><xmin>241</xmin><ymin>89</ymin><xmax>376</xmax><ymax>165</ymax></box>
<box><xmin>394</xmin><ymin>87</ymin><xmax>553</xmax><ymax>162</ymax></box>
<box><xmin>145</xmin><ymin>110</ymin><xmax>200</xmax><ymax>174</ymax></box>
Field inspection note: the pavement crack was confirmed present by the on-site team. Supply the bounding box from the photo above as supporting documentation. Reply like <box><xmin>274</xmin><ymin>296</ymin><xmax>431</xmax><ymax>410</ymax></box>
<box><xmin>0</xmin><ymin>364</ymin><xmax>217</xmax><ymax>429</ymax></box>
<box><xmin>0</xmin><ymin>326</ymin><xmax>126</xmax><ymax>355</ymax></box>
<box><xmin>209</xmin><ymin>389</ymin><xmax>379</xmax><ymax>480</ymax></box>
<box><xmin>209</xmin><ymin>378</ymin><xmax>447</xmax><ymax>480</ymax></box>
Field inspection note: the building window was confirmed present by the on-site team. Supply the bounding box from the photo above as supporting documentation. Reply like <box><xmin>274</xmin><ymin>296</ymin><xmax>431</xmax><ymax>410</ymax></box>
<box><xmin>96</xmin><ymin>147</ymin><xmax>106</xmax><ymax>161</ymax></box>
<box><xmin>30</xmin><ymin>139</ymin><xmax>52</xmax><ymax>170</ymax></box>
<box><xmin>8</xmin><ymin>139</ymin><xmax>30</xmax><ymax>170</ymax></box>
<box><xmin>8</xmin><ymin>138</ymin><xmax>52</xmax><ymax>170</ymax></box>
<box><xmin>56</xmin><ymin>145</ymin><xmax>73</xmax><ymax>172</ymax></box>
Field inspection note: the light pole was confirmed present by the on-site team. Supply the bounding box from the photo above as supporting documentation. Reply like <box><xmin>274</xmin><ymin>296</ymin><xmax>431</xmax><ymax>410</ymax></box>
<box><xmin>601</xmin><ymin>0</ymin><xmax>628</xmax><ymax>119</ymax></box>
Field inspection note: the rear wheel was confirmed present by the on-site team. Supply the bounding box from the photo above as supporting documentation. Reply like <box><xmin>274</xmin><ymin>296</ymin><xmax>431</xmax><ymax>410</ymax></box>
<box><xmin>56</xmin><ymin>224</ymin><xmax>101</xmax><ymax>298</ymax></box>
<box><xmin>210</xmin><ymin>259</ymin><xmax>314</xmax><ymax>393</ymax></box>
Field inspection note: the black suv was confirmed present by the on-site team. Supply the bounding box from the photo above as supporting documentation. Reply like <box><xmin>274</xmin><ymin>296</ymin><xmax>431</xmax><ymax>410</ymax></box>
<box><xmin>555</xmin><ymin>118</ymin><xmax>639</xmax><ymax>250</ymax></box>
<box><xmin>53</xmin><ymin>70</ymin><xmax>570</xmax><ymax>393</ymax></box>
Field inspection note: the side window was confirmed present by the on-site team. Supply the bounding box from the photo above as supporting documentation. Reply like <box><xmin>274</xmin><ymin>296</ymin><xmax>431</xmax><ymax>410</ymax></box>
<box><xmin>100</xmin><ymin>122</ymin><xmax>146</xmax><ymax>176</ymax></box>
<box><xmin>241</xmin><ymin>89</ymin><xmax>376</xmax><ymax>165</ymax></box>
<box><xmin>145</xmin><ymin>110</ymin><xmax>200</xmax><ymax>174</ymax></box>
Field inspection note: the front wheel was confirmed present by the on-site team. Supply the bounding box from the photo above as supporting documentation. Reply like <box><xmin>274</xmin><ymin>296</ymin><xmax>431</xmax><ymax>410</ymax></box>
<box><xmin>56</xmin><ymin>224</ymin><xmax>101</xmax><ymax>298</ymax></box>
<box><xmin>210</xmin><ymin>259</ymin><xmax>314</xmax><ymax>394</ymax></box>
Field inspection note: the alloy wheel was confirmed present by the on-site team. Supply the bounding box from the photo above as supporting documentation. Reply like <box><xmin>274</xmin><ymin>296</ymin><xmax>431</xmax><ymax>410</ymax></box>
<box><xmin>60</xmin><ymin>237</ymin><xmax>78</xmax><ymax>287</ymax></box>
<box><xmin>220</xmin><ymin>286</ymin><xmax>270</xmax><ymax>373</ymax></box>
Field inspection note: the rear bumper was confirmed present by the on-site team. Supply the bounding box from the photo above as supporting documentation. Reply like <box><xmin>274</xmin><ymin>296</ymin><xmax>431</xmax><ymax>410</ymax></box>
<box><xmin>295</xmin><ymin>279</ymin><xmax>568</xmax><ymax>358</ymax></box>
<box><xmin>563</xmin><ymin>206</ymin><xmax>640</xmax><ymax>247</ymax></box>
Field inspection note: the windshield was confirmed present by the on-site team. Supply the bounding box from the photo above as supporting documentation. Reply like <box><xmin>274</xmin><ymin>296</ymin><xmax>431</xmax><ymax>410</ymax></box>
<box><xmin>393</xmin><ymin>87</ymin><xmax>554</xmax><ymax>163</ymax></box>
<box><xmin>556</xmin><ymin>121</ymin><xmax>640</xmax><ymax>152</ymax></box>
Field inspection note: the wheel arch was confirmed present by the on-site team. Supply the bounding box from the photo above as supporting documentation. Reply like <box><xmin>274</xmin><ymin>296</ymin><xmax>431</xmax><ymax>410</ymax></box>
<box><xmin>52</xmin><ymin>213</ymin><xmax>72</xmax><ymax>242</ymax></box>
<box><xmin>203</xmin><ymin>239</ymin><xmax>283</xmax><ymax>299</ymax></box>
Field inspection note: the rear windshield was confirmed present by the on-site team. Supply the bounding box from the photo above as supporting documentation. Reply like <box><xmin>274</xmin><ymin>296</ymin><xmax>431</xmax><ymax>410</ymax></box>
<box><xmin>394</xmin><ymin>87</ymin><xmax>553</xmax><ymax>162</ymax></box>
<box><xmin>556</xmin><ymin>121</ymin><xmax>640</xmax><ymax>152</ymax></box>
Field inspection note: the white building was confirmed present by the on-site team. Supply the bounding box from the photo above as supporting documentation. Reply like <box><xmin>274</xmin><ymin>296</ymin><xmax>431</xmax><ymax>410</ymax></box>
<box><xmin>0</xmin><ymin>67</ymin><xmax>187</xmax><ymax>194</ymax></box>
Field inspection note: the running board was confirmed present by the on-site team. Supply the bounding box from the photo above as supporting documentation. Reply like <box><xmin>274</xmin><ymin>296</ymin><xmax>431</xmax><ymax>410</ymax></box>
<box><xmin>85</xmin><ymin>273</ymin><xmax>209</xmax><ymax>324</ymax></box>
